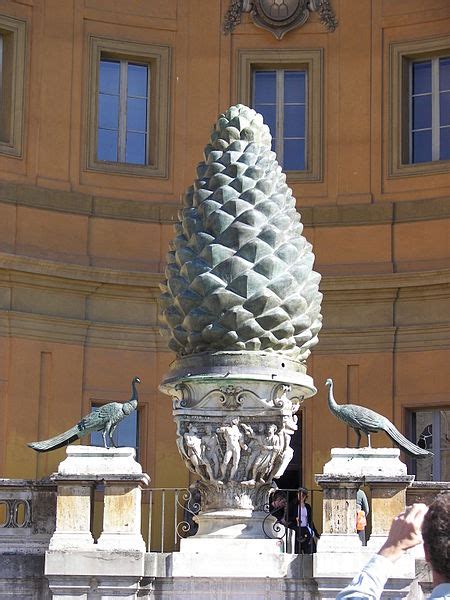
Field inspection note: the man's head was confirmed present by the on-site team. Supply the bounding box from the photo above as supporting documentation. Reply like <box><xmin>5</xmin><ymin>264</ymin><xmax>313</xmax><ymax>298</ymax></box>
<box><xmin>422</xmin><ymin>492</ymin><xmax>449</xmax><ymax>583</ymax></box>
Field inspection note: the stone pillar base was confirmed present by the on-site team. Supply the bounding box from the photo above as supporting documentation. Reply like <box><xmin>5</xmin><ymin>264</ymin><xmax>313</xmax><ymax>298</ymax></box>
<box><xmin>316</xmin><ymin>533</ymin><xmax>362</xmax><ymax>553</ymax></box>
<box><xmin>193</xmin><ymin>509</ymin><xmax>276</xmax><ymax>539</ymax></box>
<box><xmin>96</xmin><ymin>532</ymin><xmax>146</xmax><ymax>552</ymax></box>
<box><xmin>49</xmin><ymin>531</ymin><xmax>95</xmax><ymax>551</ymax></box>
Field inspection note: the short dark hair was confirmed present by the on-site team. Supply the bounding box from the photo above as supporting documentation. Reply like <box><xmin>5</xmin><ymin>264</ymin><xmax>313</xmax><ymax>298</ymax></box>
<box><xmin>422</xmin><ymin>492</ymin><xmax>449</xmax><ymax>581</ymax></box>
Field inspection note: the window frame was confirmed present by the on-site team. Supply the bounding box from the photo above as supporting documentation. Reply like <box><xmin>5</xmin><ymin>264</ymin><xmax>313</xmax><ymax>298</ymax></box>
<box><xmin>0</xmin><ymin>13</ymin><xmax>26</xmax><ymax>158</ymax></box>
<box><xmin>389</xmin><ymin>36</ymin><xmax>450</xmax><ymax>177</ymax></box>
<box><xmin>407</xmin><ymin>407</ymin><xmax>449</xmax><ymax>482</ymax></box>
<box><xmin>237</xmin><ymin>48</ymin><xmax>323</xmax><ymax>182</ymax></box>
<box><xmin>86</xmin><ymin>36</ymin><xmax>170</xmax><ymax>178</ymax></box>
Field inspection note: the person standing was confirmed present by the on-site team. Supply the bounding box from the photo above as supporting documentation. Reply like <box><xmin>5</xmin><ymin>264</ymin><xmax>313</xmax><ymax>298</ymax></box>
<box><xmin>289</xmin><ymin>488</ymin><xmax>320</xmax><ymax>554</ymax></box>
<box><xmin>356</xmin><ymin>488</ymin><xmax>370</xmax><ymax>545</ymax></box>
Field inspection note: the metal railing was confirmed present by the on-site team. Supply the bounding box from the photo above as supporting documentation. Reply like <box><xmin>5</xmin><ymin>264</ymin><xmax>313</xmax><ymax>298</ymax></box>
<box><xmin>4</xmin><ymin>478</ymin><xmax>447</xmax><ymax>555</ymax></box>
<box><xmin>142</xmin><ymin>486</ymin><xmax>324</xmax><ymax>553</ymax></box>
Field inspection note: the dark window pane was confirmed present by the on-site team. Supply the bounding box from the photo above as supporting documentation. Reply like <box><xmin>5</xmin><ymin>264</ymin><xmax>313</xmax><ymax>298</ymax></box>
<box><xmin>283</xmin><ymin>138</ymin><xmax>305</xmax><ymax>170</ymax></box>
<box><xmin>412</xmin><ymin>130</ymin><xmax>432</xmax><ymax>163</ymax></box>
<box><xmin>127</xmin><ymin>97</ymin><xmax>147</xmax><ymax>132</ymax></box>
<box><xmin>99</xmin><ymin>59</ymin><xmax>120</xmax><ymax>94</ymax></box>
<box><xmin>253</xmin><ymin>71</ymin><xmax>276</xmax><ymax>104</ymax></box>
<box><xmin>440</xmin><ymin>91</ymin><xmax>450</xmax><ymax>126</ymax></box>
<box><xmin>439</xmin><ymin>57</ymin><xmax>450</xmax><ymax>91</ymax></box>
<box><xmin>284</xmin><ymin>104</ymin><xmax>305</xmax><ymax>138</ymax></box>
<box><xmin>255</xmin><ymin>103</ymin><xmax>276</xmax><ymax>137</ymax></box>
<box><xmin>412</xmin><ymin>61</ymin><xmax>431</xmax><ymax>95</ymax></box>
<box><xmin>440</xmin><ymin>127</ymin><xmax>450</xmax><ymax>160</ymax></box>
<box><xmin>412</xmin><ymin>94</ymin><xmax>432</xmax><ymax>130</ymax></box>
<box><xmin>126</xmin><ymin>131</ymin><xmax>146</xmax><ymax>164</ymax></box>
<box><xmin>98</xmin><ymin>93</ymin><xmax>119</xmax><ymax>129</ymax></box>
<box><xmin>128</xmin><ymin>63</ymin><xmax>148</xmax><ymax>97</ymax></box>
<box><xmin>271</xmin><ymin>138</ymin><xmax>276</xmax><ymax>153</ymax></box>
<box><xmin>284</xmin><ymin>70</ymin><xmax>306</xmax><ymax>103</ymax></box>
<box><xmin>97</xmin><ymin>128</ymin><xmax>118</xmax><ymax>161</ymax></box>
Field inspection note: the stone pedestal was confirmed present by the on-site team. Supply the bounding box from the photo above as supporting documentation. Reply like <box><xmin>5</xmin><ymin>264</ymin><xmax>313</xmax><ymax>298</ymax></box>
<box><xmin>366</xmin><ymin>476</ymin><xmax>414</xmax><ymax>551</ymax></box>
<box><xmin>313</xmin><ymin>447</ymin><xmax>416</xmax><ymax>597</ymax></box>
<box><xmin>45</xmin><ymin>445</ymin><xmax>150</xmax><ymax>599</ymax></box>
<box><xmin>160</xmin><ymin>352</ymin><xmax>316</xmax><ymax>544</ymax></box>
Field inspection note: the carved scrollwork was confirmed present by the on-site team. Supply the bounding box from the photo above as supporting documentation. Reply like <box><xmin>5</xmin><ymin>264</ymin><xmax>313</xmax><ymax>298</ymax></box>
<box><xmin>171</xmin><ymin>382</ymin><xmax>194</xmax><ymax>409</ymax></box>
<box><xmin>271</xmin><ymin>384</ymin><xmax>291</xmax><ymax>408</ymax></box>
<box><xmin>218</xmin><ymin>385</ymin><xmax>244</xmax><ymax>409</ymax></box>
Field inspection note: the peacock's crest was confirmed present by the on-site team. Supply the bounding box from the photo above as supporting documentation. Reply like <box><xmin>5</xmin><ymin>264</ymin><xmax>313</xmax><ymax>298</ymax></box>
<box><xmin>159</xmin><ymin>104</ymin><xmax>322</xmax><ymax>361</ymax></box>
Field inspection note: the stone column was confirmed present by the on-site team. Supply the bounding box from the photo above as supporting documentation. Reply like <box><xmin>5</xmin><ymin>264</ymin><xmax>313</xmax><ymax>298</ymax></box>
<box><xmin>315</xmin><ymin>476</ymin><xmax>362</xmax><ymax>552</ymax></box>
<box><xmin>49</xmin><ymin>479</ymin><xmax>94</xmax><ymax>550</ymax></box>
<box><xmin>366</xmin><ymin>475</ymin><xmax>414</xmax><ymax>551</ymax></box>
<box><xmin>97</xmin><ymin>474</ymin><xmax>149</xmax><ymax>551</ymax></box>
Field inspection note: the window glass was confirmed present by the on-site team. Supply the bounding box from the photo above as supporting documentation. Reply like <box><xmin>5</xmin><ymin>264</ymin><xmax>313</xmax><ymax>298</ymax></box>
<box><xmin>439</xmin><ymin>57</ymin><xmax>450</xmax><ymax>91</ymax></box>
<box><xmin>90</xmin><ymin>403</ymin><xmax>139</xmax><ymax>457</ymax></box>
<box><xmin>0</xmin><ymin>35</ymin><xmax>3</xmax><ymax>100</ymax></box>
<box><xmin>126</xmin><ymin>131</ymin><xmax>146</xmax><ymax>164</ymax></box>
<box><xmin>253</xmin><ymin>68</ymin><xmax>307</xmax><ymax>171</ymax></box>
<box><xmin>97</xmin><ymin>57</ymin><xmax>149</xmax><ymax>165</ymax></box>
<box><xmin>412</xmin><ymin>130</ymin><xmax>432</xmax><ymax>163</ymax></box>
<box><xmin>254</xmin><ymin>71</ymin><xmax>276</xmax><ymax>103</ymax></box>
<box><xmin>99</xmin><ymin>59</ymin><xmax>120</xmax><ymax>94</ymax></box>
<box><xmin>440</xmin><ymin>127</ymin><xmax>450</xmax><ymax>160</ymax></box>
<box><xmin>410</xmin><ymin>408</ymin><xmax>449</xmax><ymax>481</ymax></box>
<box><xmin>412</xmin><ymin>61</ymin><xmax>431</xmax><ymax>95</ymax></box>
<box><xmin>410</xmin><ymin>56</ymin><xmax>450</xmax><ymax>164</ymax></box>
<box><xmin>128</xmin><ymin>63</ymin><xmax>148</xmax><ymax>97</ymax></box>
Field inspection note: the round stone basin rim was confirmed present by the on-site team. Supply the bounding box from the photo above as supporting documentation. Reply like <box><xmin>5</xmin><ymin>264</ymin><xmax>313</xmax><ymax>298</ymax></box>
<box><xmin>160</xmin><ymin>350</ymin><xmax>317</xmax><ymax>397</ymax></box>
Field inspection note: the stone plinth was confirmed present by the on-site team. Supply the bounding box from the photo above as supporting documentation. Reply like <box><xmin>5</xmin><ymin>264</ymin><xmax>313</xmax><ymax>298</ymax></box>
<box><xmin>322</xmin><ymin>447</ymin><xmax>408</xmax><ymax>477</ymax></box>
<box><xmin>314</xmin><ymin>447</ymin><xmax>416</xmax><ymax>596</ymax></box>
<box><xmin>49</xmin><ymin>446</ymin><xmax>149</xmax><ymax>552</ymax></box>
<box><xmin>45</xmin><ymin>446</ymin><xmax>150</xmax><ymax>599</ymax></box>
<box><xmin>46</xmin><ymin>549</ymin><xmax>144</xmax><ymax>600</ymax></box>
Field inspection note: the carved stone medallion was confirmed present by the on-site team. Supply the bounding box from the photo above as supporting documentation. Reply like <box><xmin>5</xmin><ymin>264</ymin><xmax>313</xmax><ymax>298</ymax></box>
<box><xmin>252</xmin><ymin>0</ymin><xmax>309</xmax><ymax>39</ymax></box>
<box><xmin>223</xmin><ymin>0</ymin><xmax>338</xmax><ymax>38</ymax></box>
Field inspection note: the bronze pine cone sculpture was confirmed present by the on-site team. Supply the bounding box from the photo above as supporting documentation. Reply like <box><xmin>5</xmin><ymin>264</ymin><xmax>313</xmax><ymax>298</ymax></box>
<box><xmin>160</xmin><ymin>104</ymin><xmax>322</xmax><ymax>361</ymax></box>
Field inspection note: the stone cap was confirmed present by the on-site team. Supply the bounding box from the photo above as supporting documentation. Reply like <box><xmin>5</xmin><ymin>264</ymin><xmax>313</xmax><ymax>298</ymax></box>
<box><xmin>51</xmin><ymin>473</ymin><xmax>150</xmax><ymax>486</ymax></box>
<box><xmin>321</xmin><ymin>447</ymin><xmax>408</xmax><ymax>477</ymax></box>
<box><xmin>56</xmin><ymin>445</ymin><xmax>146</xmax><ymax>478</ymax></box>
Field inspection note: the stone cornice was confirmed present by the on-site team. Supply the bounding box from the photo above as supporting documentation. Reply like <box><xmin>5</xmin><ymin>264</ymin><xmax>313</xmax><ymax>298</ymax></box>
<box><xmin>0</xmin><ymin>253</ymin><xmax>449</xmax><ymax>353</ymax></box>
<box><xmin>321</xmin><ymin>269</ymin><xmax>450</xmax><ymax>291</ymax></box>
<box><xmin>0</xmin><ymin>311</ymin><xmax>166</xmax><ymax>351</ymax></box>
<box><xmin>0</xmin><ymin>251</ymin><xmax>163</xmax><ymax>291</ymax></box>
<box><xmin>1</xmin><ymin>251</ymin><xmax>450</xmax><ymax>293</ymax></box>
<box><xmin>1</xmin><ymin>181</ymin><xmax>450</xmax><ymax>226</ymax></box>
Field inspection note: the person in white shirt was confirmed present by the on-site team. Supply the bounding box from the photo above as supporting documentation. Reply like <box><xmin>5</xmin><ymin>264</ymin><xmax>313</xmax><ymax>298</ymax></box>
<box><xmin>336</xmin><ymin>492</ymin><xmax>449</xmax><ymax>600</ymax></box>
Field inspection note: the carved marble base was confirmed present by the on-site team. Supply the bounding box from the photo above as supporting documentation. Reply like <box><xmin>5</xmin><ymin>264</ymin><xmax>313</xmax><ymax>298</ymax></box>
<box><xmin>160</xmin><ymin>351</ymin><xmax>316</xmax><ymax>540</ymax></box>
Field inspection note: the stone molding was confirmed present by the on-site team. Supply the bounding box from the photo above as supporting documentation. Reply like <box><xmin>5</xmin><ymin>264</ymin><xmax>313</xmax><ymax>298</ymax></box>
<box><xmin>0</xmin><ymin>253</ymin><xmax>449</xmax><ymax>352</ymax></box>
<box><xmin>1</xmin><ymin>181</ymin><xmax>450</xmax><ymax>226</ymax></box>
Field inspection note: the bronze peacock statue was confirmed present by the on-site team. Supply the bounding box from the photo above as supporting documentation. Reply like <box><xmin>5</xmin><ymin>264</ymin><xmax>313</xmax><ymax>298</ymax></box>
<box><xmin>325</xmin><ymin>378</ymin><xmax>431</xmax><ymax>458</ymax></box>
<box><xmin>28</xmin><ymin>376</ymin><xmax>141</xmax><ymax>452</ymax></box>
